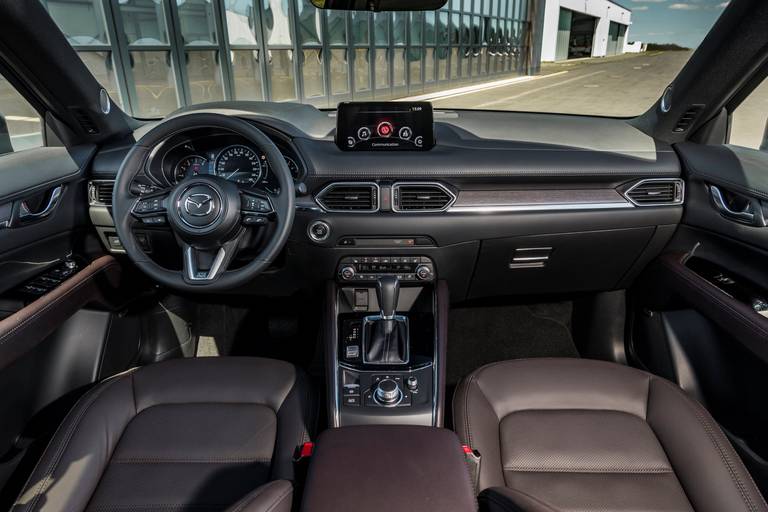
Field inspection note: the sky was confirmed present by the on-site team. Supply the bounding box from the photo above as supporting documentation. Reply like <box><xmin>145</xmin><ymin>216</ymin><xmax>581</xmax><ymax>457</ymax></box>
<box><xmin>626</xmin><ymin>0</ymin><xmax>730</xmax><ymax>48</ymax></box>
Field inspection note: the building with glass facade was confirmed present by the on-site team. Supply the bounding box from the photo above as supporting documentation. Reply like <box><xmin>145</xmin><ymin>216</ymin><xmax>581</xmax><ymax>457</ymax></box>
<box><xmin>41</xmin><ymin>0</ymin><xmax>535</xmax><ymax>118</ymax></box>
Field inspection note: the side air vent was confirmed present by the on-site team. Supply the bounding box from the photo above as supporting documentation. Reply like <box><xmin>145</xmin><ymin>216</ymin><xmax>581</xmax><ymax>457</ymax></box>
<box><xmin>316</xmin><ymin>183</ymin><xmax>379</xmax><ymax>212</ymax></box>
<box><xmin>624</xmin><ymin>179</ymin><xmax>684</xmax><ymax>206</ymax></box>
<box><xmin>673</xmin><ymin>104</ymin><xmax>704</xmax><ymax>133</ymax></box>
<box><xmin>88</xmin><ymin>180</ymin><xmax>114</xmax><ymax>206</ymax></box>
<box><xmin>392</xmin><ymin>183</ymin><xmax>456</xmax><ymax>212</ymax></box>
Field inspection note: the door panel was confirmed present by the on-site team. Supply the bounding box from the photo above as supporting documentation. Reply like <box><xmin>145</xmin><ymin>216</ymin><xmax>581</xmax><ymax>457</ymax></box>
<box><xmin>0</xmin><ymin>145</ymin><xmax>95</xmax><ymax>294</ymax></box>
<box><xmin>630</xmin><ymin>142</ymin><xmax>768</xmax><ymax>494</ymax></box>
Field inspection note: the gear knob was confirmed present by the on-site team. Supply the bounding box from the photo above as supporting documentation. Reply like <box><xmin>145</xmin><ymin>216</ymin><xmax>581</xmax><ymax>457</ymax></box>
<box><xmin>376</xmin><ymin>275</ymin><xmax>400</xmax><ymax>319</ymax></box>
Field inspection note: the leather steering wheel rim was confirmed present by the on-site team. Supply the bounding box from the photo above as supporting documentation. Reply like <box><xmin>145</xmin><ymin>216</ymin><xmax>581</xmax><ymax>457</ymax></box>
<box><xmin>113</xmin><ymin>112</ymin><xmax>295</xmax><ymax>292</ymax></box>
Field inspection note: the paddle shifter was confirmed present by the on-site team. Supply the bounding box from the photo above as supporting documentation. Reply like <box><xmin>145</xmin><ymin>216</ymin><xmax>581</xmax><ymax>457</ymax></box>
<box><xmin>363</xmin><ymin>276</ymin><xmax>408</xmax><ymax>364</ymax></box>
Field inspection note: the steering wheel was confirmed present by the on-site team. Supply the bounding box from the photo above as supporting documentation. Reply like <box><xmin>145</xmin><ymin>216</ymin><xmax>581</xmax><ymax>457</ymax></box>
<box><xmin>113</xmin><ymin>113</ymin><xmax>295</xmax><ymax>292</ymax></box>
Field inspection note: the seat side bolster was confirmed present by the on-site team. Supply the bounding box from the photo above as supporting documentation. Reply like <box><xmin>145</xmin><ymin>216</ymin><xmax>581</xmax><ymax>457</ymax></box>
<box><xmin>479</xmin><ymin>486</ymin><xmax>560</xmax><ymax>512</ymax></box>
<box><xmin>12</xmin><ymin>370</ymin><xmax>138</xmax><ymax>512</ymax></box>
<box><xmin>647</xmin><ymin>377</ymin><xmax>768</xmax><ymax>512</ymax></box>
<box><xmin>454</xmin><ymin>372</ymin><xmax>506</xmax><ymax>490</ymax></box>
<box><xmin>225</xmin><ymin>480</ymin><xmax>293</xmax><ymax>512</ymax></box>
<box><xmin>272</xmin><ymin>365</ymin><xmax>315</xmax><ymax>482</ymax></box>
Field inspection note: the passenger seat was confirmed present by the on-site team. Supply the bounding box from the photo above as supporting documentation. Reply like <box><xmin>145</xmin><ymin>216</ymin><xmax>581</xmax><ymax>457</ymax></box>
<box><xmin>454</xmin><ymin>358</ymin><xmax>767</xmax><ymax>512</ymax></box>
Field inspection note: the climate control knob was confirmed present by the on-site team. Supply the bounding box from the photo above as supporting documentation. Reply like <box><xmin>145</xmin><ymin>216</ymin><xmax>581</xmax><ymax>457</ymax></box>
<box><xmin>340</xmin><ymin>266</ymin><xmax>356</xmax><ymax>281</ymax></box>
<box><xmin>415</xmin><ymin>265</ymin><xmax>433</xmax><ymax>281</ymax></box>
<box><xmin>374</xmin><ymin>378</ymin><xmax>402</xmax><ymax>405</ymax></box>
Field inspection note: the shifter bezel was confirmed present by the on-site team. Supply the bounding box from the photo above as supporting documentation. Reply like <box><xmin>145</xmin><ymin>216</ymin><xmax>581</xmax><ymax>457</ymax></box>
<box><xmin>361</xmin><ymin>314</ymin><xmax>410</xmax><ymax>365</ymax></box>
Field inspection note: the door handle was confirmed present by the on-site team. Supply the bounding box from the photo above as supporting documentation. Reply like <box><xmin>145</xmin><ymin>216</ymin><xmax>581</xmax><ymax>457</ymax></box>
<box><xmin>709</xmin><ymin>185</ymin><xmax>765</xmax><ymax>226</ymax></box>
<box><xmin>18</xmin><ymin>185</ymin><xmax>63</xmax><ymax>222</ymax></box>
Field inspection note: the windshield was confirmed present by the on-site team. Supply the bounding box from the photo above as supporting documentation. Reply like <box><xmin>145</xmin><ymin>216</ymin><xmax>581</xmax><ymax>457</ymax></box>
<box><xmin>42</xmin><ymin>0</ymin><xmax>728</xmax><ymax>118</ymax></box>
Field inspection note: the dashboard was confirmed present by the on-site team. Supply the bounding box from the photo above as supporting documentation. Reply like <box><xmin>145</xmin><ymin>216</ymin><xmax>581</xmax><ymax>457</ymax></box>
<box><xmin>134</xmin><ymin>130</ymin><xmax>306</xmax><ymax>196</ymax></box>
<box><xmin>90</xmin><ymin>103</ymin><xmax>685</xmax><ymax>300</ymax></box>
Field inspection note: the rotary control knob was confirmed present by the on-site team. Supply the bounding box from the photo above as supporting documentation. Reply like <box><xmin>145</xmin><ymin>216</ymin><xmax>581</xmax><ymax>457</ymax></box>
<box><xmin>374</xmin><ymin>378</ymin><xmax>402</xmax><ymax>405</ymax></box>
<box><xmin>415</xmin><ymin>265</ymin><xmax>433</xmax><ymax>281</ymax></box>
<box><xmin>406</xmin><ymin>376</ymin><xmax>418</xmax><ymax>391</ymax></box>
<box><xmin>340</xmin><ymin>266</ymin><xmax>356</xmax><ymax>281</ymax></box>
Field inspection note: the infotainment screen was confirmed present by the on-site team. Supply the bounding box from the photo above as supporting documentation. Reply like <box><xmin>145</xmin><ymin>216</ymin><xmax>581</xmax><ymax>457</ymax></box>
<box><xmin>335</xmin><ymin>102</ymin><xmax>434</xmax><ymax>151</ymax></box>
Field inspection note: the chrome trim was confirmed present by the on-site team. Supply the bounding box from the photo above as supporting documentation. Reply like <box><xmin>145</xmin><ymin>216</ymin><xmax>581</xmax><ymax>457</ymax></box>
<box><xmin>19</xmin><ymin>186</ymin><xmax>63</xmax><ymax>220</ymax></box>
<box><xmin>391</xmin><ymin>182</ymin><xmax>457</xmax><ymax>213</ymax></box>
<box><xmin>307</xmin><ymin>220</ymin><xmax>331</xmax><ymax>242</ymax></box>
<box><xmin>88</xmin><ymin>180</ymin><xmax>115</xmax><ymax>206</ymax></box>
<box><xmin>623</xmin><ymin>178</ymin><xmax>685</xmax><ymax>207</ymax></box>
<box><xmin>184</xmin><ymin>246</ymin><xmax>227</xmax><ymax>281</ymax></box>
<box><xmin>175</xmin><ymin>185</ymin><xmax>223</xmax><ymax>229</ymax></box>
<box><xmin>315</xmin><ymin>182</ymin><xmax>380</xmax><ymax>213</ymax></box>
<box><xmin>448</xmin><ymin>201</ymin><xmax>633</xmax><ymax>213</ymax></box>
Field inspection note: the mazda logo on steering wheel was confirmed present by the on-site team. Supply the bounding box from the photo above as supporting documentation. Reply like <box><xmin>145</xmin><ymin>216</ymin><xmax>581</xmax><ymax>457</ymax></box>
<box><xmin>184</xmin><ymin>193</ymin><xmax>214</xmax><ymax>216</ymax></box>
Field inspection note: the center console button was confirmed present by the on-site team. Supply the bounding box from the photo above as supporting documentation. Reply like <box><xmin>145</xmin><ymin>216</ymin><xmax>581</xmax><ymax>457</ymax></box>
<box><xmin>340</xmin><ymin>266</ymin><xmax>356</xmax><ymax>280</ymax></box>
<box><xmin>406</xmin><ymin>376</ymin><xmax>419</xmax><ymax>392</ymax></box>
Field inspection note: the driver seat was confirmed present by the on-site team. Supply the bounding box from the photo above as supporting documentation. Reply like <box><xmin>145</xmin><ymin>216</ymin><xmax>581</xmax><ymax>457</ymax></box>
<box><xmin>12</xmin><ymin>357</ymin><xmax>314</xmax><ymax>512</ymax></box>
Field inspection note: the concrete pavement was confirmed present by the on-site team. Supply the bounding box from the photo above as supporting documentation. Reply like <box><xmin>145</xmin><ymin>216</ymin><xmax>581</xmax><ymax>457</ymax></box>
<box><xmin>430</xmin><ymin>51</ymin><xmax>693</xmax><ymax>117</ymax></box>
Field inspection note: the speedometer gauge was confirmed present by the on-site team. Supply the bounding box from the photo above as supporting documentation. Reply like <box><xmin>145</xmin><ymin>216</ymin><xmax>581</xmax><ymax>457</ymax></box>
<box><xmin>215</xmin><ymin>145</ymin><xmax>263</xmax><ymax>186</ymax></box>
<box><xmin>174</xmin><ymin>155</ymin><xmax>208</xmax><ymax>182</ymax></box>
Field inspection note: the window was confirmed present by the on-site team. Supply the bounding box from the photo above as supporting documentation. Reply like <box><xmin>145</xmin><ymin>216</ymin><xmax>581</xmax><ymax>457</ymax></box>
<box><xmin>730</xmin><ymin>77</ymin><xmax>768</xmax><ymax>151</ymax></box>
<box><xmin>0</xmin><ymin>74</ymin><xmax>43</xmax><ymax>155</ymax></box>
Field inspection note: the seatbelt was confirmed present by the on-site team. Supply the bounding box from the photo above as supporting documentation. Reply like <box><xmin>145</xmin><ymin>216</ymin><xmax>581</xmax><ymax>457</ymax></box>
<box><xmin>462</xmin><ymin>445</ymin><xmax>482</xmax><ymax>494</ymax></box>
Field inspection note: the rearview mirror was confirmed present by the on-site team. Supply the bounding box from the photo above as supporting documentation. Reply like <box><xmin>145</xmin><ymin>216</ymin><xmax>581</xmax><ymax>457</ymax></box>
<box><xmin>310</xmin><ymin>0</ymin><xmax>446</xmax><ymax>11</ymax></box>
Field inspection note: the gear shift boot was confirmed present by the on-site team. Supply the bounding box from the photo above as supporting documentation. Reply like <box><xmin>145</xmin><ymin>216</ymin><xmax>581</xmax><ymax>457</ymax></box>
<box><xmin>363</xmin><ymin>316</ymin><xmax>409</xmax><ymax>364</ymax></box>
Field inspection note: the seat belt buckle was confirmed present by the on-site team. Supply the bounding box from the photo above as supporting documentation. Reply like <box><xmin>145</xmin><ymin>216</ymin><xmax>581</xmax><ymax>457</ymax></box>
<box><xmin>462</xmin><ymin>445</ymin><xmax>481</xmax><ymax>494</ymax></box>
<box><xmin>293</xmin><ymin>442</ymin><xmax>314</xmax><ymax>463</ymax></box>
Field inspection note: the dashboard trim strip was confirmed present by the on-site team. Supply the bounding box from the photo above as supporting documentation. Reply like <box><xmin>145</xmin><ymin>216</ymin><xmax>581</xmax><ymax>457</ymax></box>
<box><xmin>447</xmin><ymin>201</ymin><xmax>635</xmax><ymax>213</ymax></box>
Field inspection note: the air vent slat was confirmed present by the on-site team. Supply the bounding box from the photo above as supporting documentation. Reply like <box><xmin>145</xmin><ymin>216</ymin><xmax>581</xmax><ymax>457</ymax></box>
<box><xmin>317</xmin><ymin>183</ymin><xmax>378</xmax><ymax>212</ymax></box>
<box><xmin>624</xmin><ymin>179</ymin><xmax>684</xmax><ymax>206</ymax></box>
<box><xmin>393</xmin><ymin>183</ymin><xmax>455</xmax><ymax>212</ymax></box>
<box><xmin>89</xmin><ymin>181</ymin><xmax>114</xmax><ymax>206</ymax></box>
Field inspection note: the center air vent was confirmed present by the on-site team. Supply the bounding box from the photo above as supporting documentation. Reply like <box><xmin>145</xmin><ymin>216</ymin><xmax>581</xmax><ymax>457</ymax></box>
<box><xmin>624</xmin><ymin>179</ymin><xmax>684</xmax><ymax>206</ymax></box>
<box><xmin>316</xmin><ymin>183</ymin><xmax>379</xmax><ymax>212</ymax></box>
<box><xmin>88</xmin><ymin>180</ymin><xmax>114</xmax><ymax>206</ymax></box>
<box><xmin>392</xmin><ymin>183</ymin><xmax>456</xmax><ymax>212</ymax></box>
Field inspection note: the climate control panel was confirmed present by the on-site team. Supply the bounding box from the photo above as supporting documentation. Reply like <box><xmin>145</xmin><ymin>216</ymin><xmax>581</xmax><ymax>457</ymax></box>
<box><xmin>337</xmin><ymin>255</ymin><xmax>435</xmax><ymax>282</ymax></box>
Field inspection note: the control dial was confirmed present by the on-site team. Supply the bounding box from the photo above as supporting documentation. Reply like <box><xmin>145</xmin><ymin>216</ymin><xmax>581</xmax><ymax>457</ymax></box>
<box><xmin>374</xmin><ymin>378</ymin><xmax>402</xmax><ymax>405</ymax></box>
<box><xmin>340</xmin><ymin>266</ymin><xmax>356</xmax><ymax>281</ymax></box>
<box><xmin>415</xmin><ymin>265</ymin><xmax>433</xmax><ymax>281</ymax></box>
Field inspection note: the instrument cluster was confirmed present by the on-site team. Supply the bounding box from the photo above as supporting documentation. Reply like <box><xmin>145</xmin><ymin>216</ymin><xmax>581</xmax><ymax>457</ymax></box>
<box><xmin>144</xmin><ymin>131</ymin><xmax>306</xmax><ymax>196</ymax></box>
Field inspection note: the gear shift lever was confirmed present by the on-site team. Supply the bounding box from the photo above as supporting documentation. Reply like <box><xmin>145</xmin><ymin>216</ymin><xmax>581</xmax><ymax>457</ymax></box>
<box><xmin>376</xmin><ymin>275</ymin><xmax>400</xmax><ymax>319</ymax></box>
<box><xmin>364</xmin><ymin>275</ymin><xmax>408</xmax><ymax>364</ymax></box>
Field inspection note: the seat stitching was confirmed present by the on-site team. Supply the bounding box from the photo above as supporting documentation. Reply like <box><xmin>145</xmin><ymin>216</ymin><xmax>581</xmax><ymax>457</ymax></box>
<box><xmin>655</xmin><ymin>377</ymin><xmax>766</xmax><ymax>512</ymax></box>
<box><xmin>263</xmin><ymin>487</ymin><xmax>292</xmax><ymax>512</ymax></box>
<box><xmin>111</xmin><ymin>457</ymin><xmax>273</xmax><ymax>464</ymax></box>
<box><xmin>25</xmin><ymin>370</ymin><xmax>136</xmax><ymax>511</ymax></box>
<box><xmin>229</xmin><ymin>484</ymin><xmax>292</xmax><ymax>512</ymax></box>
<box><xmin>503</xmin><ymin>467</ymin><xmax>675</xmax><ymax>474</ymax></box>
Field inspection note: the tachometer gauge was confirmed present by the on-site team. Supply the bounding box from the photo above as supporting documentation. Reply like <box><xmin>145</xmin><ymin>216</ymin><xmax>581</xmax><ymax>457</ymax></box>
<box><xmin>174</xmin><ymin>155</ymin><xmax>208</xmax><ymax>182</ymax></box>
<box><xmin>284</xmin><ymin>156</ymin><xmax>302</xmax><ymax>181</ymax></box>
<box><xmin>215</xmin><ymin>145</ymin><xmax>263</xmax><ymax>186</ymax></box>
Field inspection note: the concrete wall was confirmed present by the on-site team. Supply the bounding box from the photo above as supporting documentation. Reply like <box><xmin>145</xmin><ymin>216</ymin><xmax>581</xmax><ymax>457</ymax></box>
<box><xmin>541</xmin><ymin>0</ymin><xmax>632</xmax><ymax>62</ymax></box>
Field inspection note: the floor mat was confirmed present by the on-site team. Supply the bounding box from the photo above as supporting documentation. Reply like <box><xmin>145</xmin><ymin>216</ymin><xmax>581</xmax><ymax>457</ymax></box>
<box><xmin>447</xmin><ymin>302</ymin><xmax>578</xmax><ymax>388</ymax></box>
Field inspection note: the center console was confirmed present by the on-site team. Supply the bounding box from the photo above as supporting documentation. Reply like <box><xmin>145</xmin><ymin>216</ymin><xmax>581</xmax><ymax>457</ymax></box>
<box><xmin>326</xmin><ymin>254</ymin><xmax>446</xmax><ymax>427</ymax></box>
<box><xmin>300</xmin><ymin>426</ymin><xmax>476</xmax><ymax>512</ymax></box>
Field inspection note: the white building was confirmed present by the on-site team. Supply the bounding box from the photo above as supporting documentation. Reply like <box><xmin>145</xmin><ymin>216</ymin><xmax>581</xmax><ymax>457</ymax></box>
<box><xmin>540</xmin><ymin>0</ymin><xmax>637</xmax><ymax>62</ymax></box>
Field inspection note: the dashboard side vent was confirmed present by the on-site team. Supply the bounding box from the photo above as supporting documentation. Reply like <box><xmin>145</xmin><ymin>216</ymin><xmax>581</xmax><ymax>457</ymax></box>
<box><xmin>624</xmin><ymin>179</ymin><xmax>684</xmax><ymax>206</ymax></box>
<box><xmin>392</xmin><ymin>183</ymin><xmax>456</xmax><ymax>212</ymax></box>
<box><xmin>88</xmin><ymin>180</ymin><xmax>114</xmax><ymax>206</ymax></box>
<box><xmin>316</xmin><ymin>183</ymin><xmax>379</xmax><ymax>212</ymax></box>
<box><xmin>673</xmin><ymin>104</ymin><xmax>704</xmax><ymax>133</ymax></box>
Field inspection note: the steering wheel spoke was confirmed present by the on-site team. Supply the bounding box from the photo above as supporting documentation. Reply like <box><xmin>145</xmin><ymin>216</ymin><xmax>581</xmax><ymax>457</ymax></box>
<box><xmin>130</xmin><ymin>190</ymin><xmax>170</xmax><ymax>227</ymax></box>
<box><xmin>240</xmin><ymin>190</ymin><xmax>276</xmax><ymax>227</ymax></box>
<box><xmin>182</xmin><ymin>238</ymin><xmax>240</xmax><ymax>283</ymax></box>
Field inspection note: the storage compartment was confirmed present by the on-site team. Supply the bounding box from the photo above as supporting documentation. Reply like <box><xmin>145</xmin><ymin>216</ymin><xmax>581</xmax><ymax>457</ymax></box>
<box><xmin>301</xmin><ymin>425</ymin><xmax>476</xmax><ymax>512</ymax></box>
<box><xmin>469</xmin><ymin>227</ymin><xmax>656</xmax><ymax>297</ymax></box>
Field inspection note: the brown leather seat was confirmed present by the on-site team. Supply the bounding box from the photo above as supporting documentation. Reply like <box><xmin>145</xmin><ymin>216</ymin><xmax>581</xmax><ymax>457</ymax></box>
<box><xmin>12</xmin><ymin>357</ymin><xmax>314</xmax><ymax>512</ymax></box>
<box><xmin>454</xmin><ymin>358</ymin><xmax>768</xmax><ymax>512</ymax></box>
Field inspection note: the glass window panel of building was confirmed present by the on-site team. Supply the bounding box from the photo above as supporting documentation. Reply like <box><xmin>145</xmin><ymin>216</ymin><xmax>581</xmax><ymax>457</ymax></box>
<box><xmin>42</xmin><ymin>0</ymin><xmax>531</xmax><ymax>117</ymax></box>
